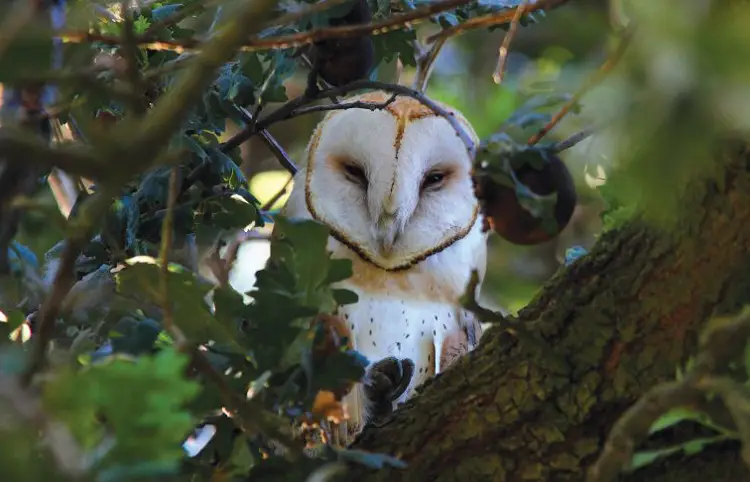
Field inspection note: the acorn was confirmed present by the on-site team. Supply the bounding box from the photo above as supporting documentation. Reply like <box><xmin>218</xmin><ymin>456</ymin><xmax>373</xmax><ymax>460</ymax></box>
<box><xmin>476</xmin><ymin>153</ymin><xmax>577</xmax><ymax>245</ymax></box>
<box><xmin>307</xmin><ymin>0</ymin><xmax>375</xmax><ymax>88</ymax></box>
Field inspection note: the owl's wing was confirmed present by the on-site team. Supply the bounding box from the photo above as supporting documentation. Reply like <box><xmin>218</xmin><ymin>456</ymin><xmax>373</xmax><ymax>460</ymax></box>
<box><xmin>438</xmin><ymin>308</ymin><xmax>483</xmax><ymax>371</ymax></box>
<box><xmin>438</xmin><ymin>220</ymin><xmax>489</xmax><ymax>370</ymax></box>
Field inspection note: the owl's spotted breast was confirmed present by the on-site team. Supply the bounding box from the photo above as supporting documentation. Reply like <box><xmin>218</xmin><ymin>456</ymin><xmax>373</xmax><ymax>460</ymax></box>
<box><xmin>335</xmin><ymin>288</ymin><xmax>463</xmax><ymax>431</ymax></box>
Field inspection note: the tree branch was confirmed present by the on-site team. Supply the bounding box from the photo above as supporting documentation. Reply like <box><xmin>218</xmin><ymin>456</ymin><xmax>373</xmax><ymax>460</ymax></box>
<box><xmin>61</xmin><ymin>0</ymin><xmax>474</xmax><ymax>54</ymax></box>
<box><xmin>589</xmin><ymin>308</ymin><xmax>750</xmax><ymax>481</ymax></box>
<box><xmin>221</xmin><ymin>80</ymin><xmax>475</xmax><ymax>157</ymax></box>
<box><xmin>427</xmin><ymin>0</ymin><xmax>570</xmax><ymax>43</ymax></box>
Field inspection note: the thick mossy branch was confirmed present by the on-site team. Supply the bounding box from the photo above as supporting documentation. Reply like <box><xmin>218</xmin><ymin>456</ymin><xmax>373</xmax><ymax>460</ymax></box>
<box><xmin>349</xmin><ymin>144</ymin><xmax>750</xmax><ymax>482</ymax></box>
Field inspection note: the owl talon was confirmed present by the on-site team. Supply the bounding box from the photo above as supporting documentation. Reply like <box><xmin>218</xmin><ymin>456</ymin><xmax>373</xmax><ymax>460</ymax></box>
<box><xmin>364</xmin><ymin>356</ymin><xmax>415</xmax><ymax>419</ymax></box>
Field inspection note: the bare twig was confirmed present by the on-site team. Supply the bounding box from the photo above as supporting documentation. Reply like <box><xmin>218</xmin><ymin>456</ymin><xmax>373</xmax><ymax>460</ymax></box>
<box><xmin>235</xmin><ymin>106</ymin><xmax>299</xmax><ymax>175</ymax></box>
<box><xmin>0</xmin><ymin>127</ymin><xmax>114</xmax><ymax>181</ymax></box>
<box><xmin>527</xmin><ymin>23</ymin><xmax>635</xmax><ymax>146</ymax></box>
<box><xmin>261</xmin><ymin>174</ymin><xmax>294</xmax><ymax>211</ymax></box>
<box><xmin>120</xmin><ymin>1</ymin><xmax>147</xmax><ymax>116</ymax></box>
<box><xmin>222</xmin><ymin>80</ymin><xmax>476</xmax><ymax>157</ymax></box>
<box><xmin>20</xmin><ymin>189</ymin><xmax>116</xmax><ymax>386</ymax></box>
<box><xmin>427</xmin><ymin>0</ymin><xmax>569</xmax><ymax>43</ymax></box>
<box><xmin>492</xmin><ymin>0</ymin><xmax>526</xmax><ymax>85</ymax></box>
<box><xmin>288</xmin><ymin>94</ymin><xmax>398</xmax><ymax>117</ymax></box>
<box><xmin>158</xmin><ymin>167</ymin><xmax>187</xmax><ymax>347</ymax></box>
<box><xmin>588</xmin><ymin>307</ymin><xmax>750</xmax><ymax>482</ymax></box>
<box><xmin>204</xmin><ymin>230</ymin><xmax>253</xmax><ymax>288</ymax></box>
<box><xmin>412</xmin><ymin>38</ymin><xmax>446</xmax><ymax>93</ymax></box>
<box><xmin>552</xmin><ymin>125</ymin><xmax>597</xmax><ymax>152</ymax></box>
<box><xmin>61</xmin><ymin>0</ymin><xmax>473</xmax><ymax>54</ymax></box>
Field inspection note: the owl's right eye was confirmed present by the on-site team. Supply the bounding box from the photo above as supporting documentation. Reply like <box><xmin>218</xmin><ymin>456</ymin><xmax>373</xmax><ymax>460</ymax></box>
<box><xmin>342</xmin><ymin>163</ymin><xmax>368</xmax><ymax>187</ymax></box>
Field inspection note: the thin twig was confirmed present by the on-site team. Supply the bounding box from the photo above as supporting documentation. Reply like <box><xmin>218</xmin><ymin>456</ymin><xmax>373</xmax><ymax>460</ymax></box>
<box><xmin>120</xmin><ymin>1</ymin><xmax>147</xmax><ymax>116</ymax></box>
<box><xmin>492</xmin><ymin>0</ymin><xmax>526</xmax><ymax>85</ymax></box>
<box><xmin>288</xmin><ymin>94</ymin><xmax>398</xmax><ymax>117</ymax></box>
<box><xmin>527</xmin><ymin>23</ymin><xmax>635</xmax><ymax>146</ymax></box>
<box><xmin>20</xmin><ymin>190</ymin><xmax>115</xmax><ymax>386</ymax></box>
<box><xmin>222</xmin><ymin>80</ymin><xmax>476</xmax><ymax>157</ymax></box>
<box><xmin>588</xmin><ymin>307</ymin><xmax>750</xmax><ymax>482</ymax></box>
<box><xmin>261</xmin><ymin>174</ymin><xmax>294</xmax><ymax>211</ymax></box>
<box><xmin>204</xmin><ymin>230</ymin><xmax>253</xmax><ymax>287</ymax></box>
<box><xmin>61</xmin><ymin>0</ymin><xmax>473</xmax><ymax>54</ymax></box>
<box><xmin>412</xmin><ymin>38</ymin><xmax>446</xmax><ymax>93</ymax></box>
<box><xmin>427</xmin><ymin>0</ymin><xmax>569</xmax><ymax>43</ymax></box>
<box><xmin>235</xmin><ymin>106</ymin><xmax>298</xmax><ymax>175</ymax></box>
<box><xmin>159</xmin><ymin>167</ymin><xmax>187</xmax><ymax>347</ymax></box>
<box><xmin>552</xmin><ymin>125</ymin><xmax>596</xmax><ymax>152</ymax></box>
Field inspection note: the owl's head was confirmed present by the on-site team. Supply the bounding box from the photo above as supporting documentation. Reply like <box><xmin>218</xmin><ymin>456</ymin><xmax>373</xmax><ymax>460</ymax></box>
<box><xmin>299</xmin><ymin>91</ymin><xmax>481</xmax><ymax>271</ymax></box>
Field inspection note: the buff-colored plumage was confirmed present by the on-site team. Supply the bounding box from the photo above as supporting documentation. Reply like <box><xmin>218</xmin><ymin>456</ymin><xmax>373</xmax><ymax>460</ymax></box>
<box><xmin>281</xmin><ymin>91</ymin><xmax>488</xmax><ymax>437</ymax></box>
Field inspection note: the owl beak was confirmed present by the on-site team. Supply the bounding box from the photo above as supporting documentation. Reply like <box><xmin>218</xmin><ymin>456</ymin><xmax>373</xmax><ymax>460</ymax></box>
<box><xmin>376</xmin><ymin>214</ymin><xmax>401</xmax><ymax>255</ymax></box>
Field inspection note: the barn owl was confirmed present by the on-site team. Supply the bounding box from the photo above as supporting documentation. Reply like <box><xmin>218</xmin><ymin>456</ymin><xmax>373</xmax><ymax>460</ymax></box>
<box><xmin>280</xmin><ymin>91</ymin><xmax>488</xmax><ymax>439</ymax></box>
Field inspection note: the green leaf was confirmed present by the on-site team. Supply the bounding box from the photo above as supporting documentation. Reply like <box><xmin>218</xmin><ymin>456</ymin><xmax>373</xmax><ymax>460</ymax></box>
<box><xmin>332</xmin><ymin>288</ymin><xmax>358</xmax><ymax>306</ymax></box>
<box><xmin>43</xmin><ymin>348</ymin><xmax>201</xmax><ymax>469</ymax></box>
<box><xmin>133</xmin><ymin>16</ymin><xmax>151</xmax><ymax>35</ymax></box>
<box><xmin>114</xmin><ymin>258</ymin><xmax>246</xmax><ymax>354</ymax></box>
<box><xmin>629</xmin><ymin>435</ymin><xmax>734</xmax><ymax>472</ymax></box>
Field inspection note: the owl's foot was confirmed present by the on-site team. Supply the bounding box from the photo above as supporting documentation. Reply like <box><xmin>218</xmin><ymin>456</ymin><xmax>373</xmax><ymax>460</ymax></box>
<box><xmin>364</xmin><ymin>356</ymin><xmax>415</xmax><ymax>425</ymax></box>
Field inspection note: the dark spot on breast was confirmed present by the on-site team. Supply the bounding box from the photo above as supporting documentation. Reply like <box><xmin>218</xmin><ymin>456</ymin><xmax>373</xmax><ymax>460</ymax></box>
<box><xmin>369</xmin><ymin>329</ymin><xmax>372</xmax><ymax>335</ymax></box>
<box><xmin>405</xmin><ymin>334</ymin><xmax>410</xmax><ymax>339</ymax></box>
<box><xmin>434</xmin><ymin>315</ymin><xmax>438</xmax><ymax>320</ymax></box>
<box><xmin>350</xmin><ymin>324</ymin><xmax>355</xmax><ymax>330</ymax></box>
<box><xmin>448</xmin><ymin>312</ymin><xmax>452</xmax><ymax>318</ymax></box>
<box><xmin>345</xmin><ymin>313</ymin><xmax>349</xmax><ymax>319</ymax></box>
<box><xmin>443</xmin><ymin>324</ymin><xmax>447</xmax><ymax>330</ymax></box>
<box><xmin>396</xmin><ymin>342</ymin><xmax>401</xmax><ymax>351</ymax></box>
<box><xmin>370</xmin><ymin>317</ymin><xmax>374</xmax><ymax>323</ymax></box>
<box><xmin>422</xmin><ymin>320</ymin><xmax>425</xmax><ymax>325</ymax></box>
<box><xmin>372</xmin><ymin>341</ymin><xmax>377</xmax><ymax>347</ymax></box>
<box><xmin>433</xmin><ymin>329</ymin><xmax>436</xmax><ymax>336</ymax></box>
<box><xmin>421</xmin><ymin>331</ymin><xmax>424</xmax><ymax>336</ymax></box>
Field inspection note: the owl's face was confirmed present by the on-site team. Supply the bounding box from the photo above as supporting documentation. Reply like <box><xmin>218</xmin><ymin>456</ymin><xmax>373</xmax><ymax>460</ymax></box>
<box><xmin>302</xmin><ymin>92</ymin><xmax>480</xmax><ymax>271</ymax></box>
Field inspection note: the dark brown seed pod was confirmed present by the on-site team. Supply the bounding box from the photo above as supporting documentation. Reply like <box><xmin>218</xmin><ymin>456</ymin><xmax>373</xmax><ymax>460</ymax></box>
<box><xmin>477</xmin><ymin>153</ymin><xmax>577</xmax><ymax>245</ymax></box>
<box><xmin>307</xmin><ymin>0</ymin><xmax>375</xmax><ymax>88</ymax></box>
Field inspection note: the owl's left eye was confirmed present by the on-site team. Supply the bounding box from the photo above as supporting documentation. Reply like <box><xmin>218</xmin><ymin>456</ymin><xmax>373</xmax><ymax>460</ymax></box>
<box><xmin>342</xmin><ymin>163</ymin><xmax>368</xmax><ymax>187</ymax></box>
<box><xmin>421</xmin><ymin>171</ymin><xmax>446</xmax><ymax>191</ymax></box>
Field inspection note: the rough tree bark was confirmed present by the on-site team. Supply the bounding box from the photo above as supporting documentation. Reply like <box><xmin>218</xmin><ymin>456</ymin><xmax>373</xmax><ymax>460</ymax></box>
<box><xmin>347</xmin><ymin>143</ymin><xmax>750</xmax><ymax>482</ymax></box>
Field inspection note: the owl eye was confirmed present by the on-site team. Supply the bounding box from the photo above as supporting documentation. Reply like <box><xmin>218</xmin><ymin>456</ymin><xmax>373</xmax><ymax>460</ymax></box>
<box><xmin>421</xmin><ymin>171</ymin><xmax>446</xmax><ymax>191</ymax></box>
<box><xmin>342</xmin><ymin>163</ymin><xmax>368</xmax><ymax>187</ymax></box>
